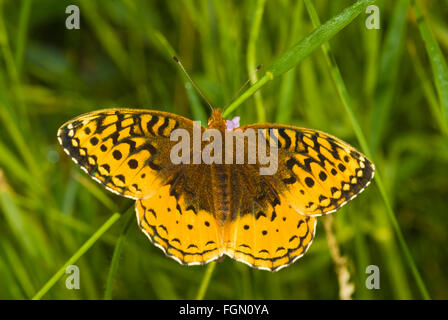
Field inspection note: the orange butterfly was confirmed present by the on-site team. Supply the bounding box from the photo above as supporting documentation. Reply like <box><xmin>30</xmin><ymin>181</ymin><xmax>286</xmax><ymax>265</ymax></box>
<box><xmin>58</xmin><ymin>107</ymin><xmax>374</xmax><ymax>271</ymax></box>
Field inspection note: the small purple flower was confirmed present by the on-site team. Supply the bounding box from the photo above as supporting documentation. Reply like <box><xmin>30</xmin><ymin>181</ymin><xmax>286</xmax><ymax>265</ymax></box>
<box><xmin>226</xmin><ymin>116</ymin><xmax>240</xmax><ymax>130</ymax></box>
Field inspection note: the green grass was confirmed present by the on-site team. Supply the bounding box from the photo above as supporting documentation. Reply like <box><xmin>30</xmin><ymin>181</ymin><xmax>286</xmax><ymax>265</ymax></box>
<box><xmin>0</xmin><ymin>0</ymin><xmax>447</xmax><ymax>299</ymax></box>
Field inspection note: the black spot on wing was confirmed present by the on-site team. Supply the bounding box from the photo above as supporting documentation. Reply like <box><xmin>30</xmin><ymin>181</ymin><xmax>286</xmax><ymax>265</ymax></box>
<box><xmin>305</xmin><ymin>177</ymin><xmax>315</xmax><ymax>188</ymax></box>
<box><xmin>283</xmin><ymin>176</ymin><xmax>296</xmax><ymax>184</ymax></box>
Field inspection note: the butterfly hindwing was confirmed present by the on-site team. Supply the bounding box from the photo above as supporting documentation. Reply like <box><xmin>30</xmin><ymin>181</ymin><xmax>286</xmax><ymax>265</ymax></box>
<box><xmin>224</xmin><ymin>194</ymin><xmax>316</xmax><ymax>271</ymax></box>
<box><xmin>136</xmin><ymin>184</ymin><xmax>223</xmax><ymax>265</ymax></box>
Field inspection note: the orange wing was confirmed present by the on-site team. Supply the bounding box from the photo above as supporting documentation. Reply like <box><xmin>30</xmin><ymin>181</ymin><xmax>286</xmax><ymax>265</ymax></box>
<box><xmin>237</xmin><ymin>124</ymin><xmax>375</xmax><ymax>217</ymax></box>
<box><xmin>224</xmin><ymin>195</ymin><xmax>316</xmax><ymax>271</ymax></box>
<box><xmin>136</xmin><ymin>184</ymin><xmax>223</xmax><ymax>265</ymax></box>
<box><xmin>57</xmin><ymin>108</ymin><xmax>199</xmax><ymax>199</ymax></box>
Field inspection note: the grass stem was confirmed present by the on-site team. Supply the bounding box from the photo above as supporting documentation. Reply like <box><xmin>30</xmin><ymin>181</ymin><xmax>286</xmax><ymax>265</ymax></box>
<box><xmin>195</xmin><ymin>262</ymin><xmax>216</xmax><ymax>300</ymax></box>
<box><xmin>32</xmin><ymin>213</ymin><xmax>122</xmax><ymax>300</ymax></box>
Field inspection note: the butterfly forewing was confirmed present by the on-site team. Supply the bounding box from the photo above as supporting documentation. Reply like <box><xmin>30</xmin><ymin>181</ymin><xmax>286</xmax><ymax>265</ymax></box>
<box><xmin>57</xmin><ymin>109</ymin><xmax>198</xmax><ymax>199</ymax></box>
<box><xmin>238</xmin><ymin>124</ymin><xmax>375</xmax><ymax>217</ymax></box>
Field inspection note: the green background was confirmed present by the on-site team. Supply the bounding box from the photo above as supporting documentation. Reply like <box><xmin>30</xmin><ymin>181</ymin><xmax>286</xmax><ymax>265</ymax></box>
<box><xmin>0</xmin><ymin>0</ymin><xmax>447</xmax><ymax>299</ymax></box>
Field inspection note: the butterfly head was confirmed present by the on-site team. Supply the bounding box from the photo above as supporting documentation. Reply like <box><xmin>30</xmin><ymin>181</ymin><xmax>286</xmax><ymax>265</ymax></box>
<box><xmin>207</xmin><ymin>109</ymin><xmax>240</xmax><ymax>132</ymax></box>
<box><xmin>207</xmin><ymin>109</ymin><xmax>226</xmax><ymax>130</ymax></box>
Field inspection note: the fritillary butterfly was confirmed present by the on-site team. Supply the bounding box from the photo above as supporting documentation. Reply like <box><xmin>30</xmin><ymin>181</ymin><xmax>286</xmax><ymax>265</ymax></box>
<box><xmin>58</xmin><ymin>108</ymin><xmax>374</xmax><ymax>271</ymax></box>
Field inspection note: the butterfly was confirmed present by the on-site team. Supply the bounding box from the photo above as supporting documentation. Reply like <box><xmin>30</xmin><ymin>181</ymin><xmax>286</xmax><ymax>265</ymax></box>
<box><xmin>57</xmin><ymin>107</ymin><xmax>374</xmax><ymax>271</ymax></box>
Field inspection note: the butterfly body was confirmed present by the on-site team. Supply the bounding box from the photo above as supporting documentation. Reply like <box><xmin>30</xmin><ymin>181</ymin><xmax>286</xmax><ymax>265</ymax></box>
<box><xmin>58</xmin><ymin>108</ymin><xmax>374</xmax><ymax>271</ymax></box>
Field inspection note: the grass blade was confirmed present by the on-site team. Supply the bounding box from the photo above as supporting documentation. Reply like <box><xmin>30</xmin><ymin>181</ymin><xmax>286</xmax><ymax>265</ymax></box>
<box><xmin>223</xmin><ymin>0</ymin><xmax>376</xmax><ymax>117</ymax></box>
<box><xmin>104</xmin><ymin>208</ymin><xmax>134</xmax><ymax>300</ymax></box>
<box><xmin>32</xmin><ymin>213</ymin><xmax>122</xmax><ymax>300</ymax></box>
<box><xmin>408</xmin><ymin>41</ymin><xmax>448</xmax><ymax>135</ymax></box>
<box><xmin>195</xmin><ymin>261</ymin><xmax>216</xmax><ymax>300</ymax></box>
<box><xmin>247</xmin><ymin>0</ymin><xmax>267</xmax><ymax>122</ymax></box>
<box><xmin>15</xmin><ymin>0</ymin><xmax>32</xmax><ymax>76</ymax></box>
<box><xmin>413</xmin><ymin>0</ymin><xmax>448</xmax><ymax>128</ymax></box>
<box><xmin>276</xmin><ymin>1</ymin><xmax>304</xmax><ymax>124</ymax></box>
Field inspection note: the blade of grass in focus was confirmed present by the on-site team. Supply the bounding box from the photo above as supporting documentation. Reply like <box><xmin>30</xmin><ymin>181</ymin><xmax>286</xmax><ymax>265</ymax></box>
<box><xmin>276</xmin><ymin>1</ymin><xmax>304</xmax><ymax>124</ymax></box>
<box><xmin>32</xmin><ymin>212</ymin><xmax>122</xmax><ymax>300</ymax></box>
<box><xmin>224</xmin><ymin>0</ymin><xmax>377</xmax><ymax>117</ymax></box>
<box><xmin>412</xmin><ymin>0</ymin><xmax>448</xmax><ymax>130</ymax></box>
<box><xmin>247</xmin><ymin>0</ymin><xmax>267</xmax><ymax>122</ymax></box>
<box><xmin>408</xmin><ymin>41</ymin><xmax>448</xmax><ymax>135</ymax></box>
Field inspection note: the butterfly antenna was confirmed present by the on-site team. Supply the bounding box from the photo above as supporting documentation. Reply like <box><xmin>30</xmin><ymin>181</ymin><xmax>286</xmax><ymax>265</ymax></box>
<box><xmin>223</xmin><ymin>64</ymin><xmax>262</xmax><ymax>111</ymax></box>
<box><xmin>173</xmin><ymin>56</ymin><xmax>214</xmax><ymax>112</ymax></box>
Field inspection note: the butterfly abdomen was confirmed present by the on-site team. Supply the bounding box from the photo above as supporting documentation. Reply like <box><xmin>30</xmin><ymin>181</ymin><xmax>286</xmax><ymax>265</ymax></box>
<box><xmin>210</xmin><ymin>164</ymin><xmax>232</xmax><ymax>225</ymax></box>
